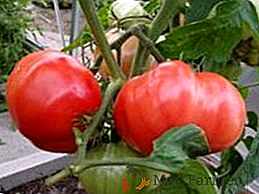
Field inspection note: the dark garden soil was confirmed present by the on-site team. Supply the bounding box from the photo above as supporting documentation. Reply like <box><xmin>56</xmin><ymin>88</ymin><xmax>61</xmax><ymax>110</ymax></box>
<box><xmin>5</xmin><ymin>176</ymin><xmax>88</xmax><ymax>194</ymax></box>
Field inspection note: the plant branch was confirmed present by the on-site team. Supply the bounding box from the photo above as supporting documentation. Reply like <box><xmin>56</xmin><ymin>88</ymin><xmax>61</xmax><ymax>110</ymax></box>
<box><xmin>131</xmin><ymin>0</ymin><xmax>186</xmax><ymax>77</ymax></box>
<box><xmin>77</xmin><ymin>79</ymin><xmax>125</xmax><ymax>163</ymax></box>
<box><xmin>91</xmin><ymin>25</ymin><xmax>164</xmax><ymax>73</ymax></box>
<box><xmin>239</xmin><ymin>82</ymin><xmax>259</xmax><ymax>90</ymax></box>
<box><xmin>148</xmin><ymin>0</ymin><xmax>185</xmax><ymax>41</ymax></box>
<box><xmin>45</xmin><ymin>157</ymin><xmax>173</xmax><ymax>186</ymax></box>
<box><xmin>74</xmin><ymin>158</ymin><xmax>173</xmax><ymax>175</ymax></box>
<box><xmin>133</xmin><ymin>28</ymin><xmax>165</xmax><ymax>63</ymax></box>
<box><xmin>78</xmin><ymin>0</ymin><xmax>125</xmax><ymax>80</ymax></box>
<box><xmin>45</xmin><ymin>166</ymin><xmax>74</xmax><ymax>186</ymax></box>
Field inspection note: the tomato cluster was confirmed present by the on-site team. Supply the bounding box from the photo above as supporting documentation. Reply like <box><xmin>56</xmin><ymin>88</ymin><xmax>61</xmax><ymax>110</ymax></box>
<box><xmin>6</xmin><ymin>51</ymin><xmax>246</xmax><ymax>155</ymax></box>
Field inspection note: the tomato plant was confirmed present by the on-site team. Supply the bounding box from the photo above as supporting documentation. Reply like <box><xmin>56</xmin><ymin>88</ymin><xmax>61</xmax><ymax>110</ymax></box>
<box><xmin>6</xmin><ymin>50</ymin><xmax>102</xmax><ymax>153</ymax></box>
<box><xmin>3</xmin><ymin>0</ymin><xmax>259</xmax><ymax>193</ymax></box>
<box><xmin>114</xmin><ymin>60</ymin><xmax>246</xmax><ymax>155</ymax></box>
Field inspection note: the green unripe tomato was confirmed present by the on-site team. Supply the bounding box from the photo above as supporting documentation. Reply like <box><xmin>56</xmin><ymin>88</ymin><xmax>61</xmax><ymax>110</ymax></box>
<box><xmin>110</xmin><ymin>0</ymin><xmax>150</xmax><ymax>27</ymax></box>
<box><xmin>79</xmin><ymin>143</ymin><xmax>158</xmax><ymax>194</ymax></box>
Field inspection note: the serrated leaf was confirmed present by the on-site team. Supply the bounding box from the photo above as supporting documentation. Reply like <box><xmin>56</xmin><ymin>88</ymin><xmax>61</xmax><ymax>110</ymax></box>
<box><xmin>223</xmin><ymin>131</ymin><xmax>259</xmax><ymax>194</ymax></box>
<box><xmin>148</xmin><ymin>125</ymin><xmax>209</xmax><ymax>169</ymax></box>
<box><xmin>146</xmin><ymin>160</ymin><xmax>218</xmax><ymax>194</ymax></box>
<box><xmin>157</xmin><ymin>0</ymin><xmax>259</xmax><ymax>71</ymax></box>
<box><xmin>247</xmin><ymin>111</ymin><xmax>258</xmax><ymax>129</ymax></box>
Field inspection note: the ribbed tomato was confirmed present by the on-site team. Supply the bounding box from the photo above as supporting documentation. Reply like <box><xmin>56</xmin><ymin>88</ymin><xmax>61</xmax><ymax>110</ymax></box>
<box><xmin>114</xmin><ymin>60</ymin><xmax>246</xmax><ymax>155</ymax></box>
<box><xmin>6</xmin><ymin>50</ymin><xmax>102</xmax><ymax>153</ymax></box>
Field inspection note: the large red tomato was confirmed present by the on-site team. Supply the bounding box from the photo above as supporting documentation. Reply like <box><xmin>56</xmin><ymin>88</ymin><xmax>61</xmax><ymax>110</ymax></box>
<box><xmin>114</xmin><ymin>60</ymin><xmax>246</xmax><ymax>155</ymax></box>
<box><xmin>6</xmin><ymin>50</ymin><xmax>102</xmax><ymax>153</ymax></box>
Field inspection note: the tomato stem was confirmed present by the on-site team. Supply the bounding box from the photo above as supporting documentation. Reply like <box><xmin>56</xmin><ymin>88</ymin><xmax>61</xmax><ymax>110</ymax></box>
<box><xmin>77</xmin><ymin>79</ymin><xmax>125</xmax><ymax>163</ymax></box>
<box><xmin>90</xmin><ymin>28</ymin><xmax>135</xmax><ymax>73</ymax></box>
<box><xmin>132</xmin><ymin>25</ymin><xmax>165</xmax><ymax>63</ymax></box>
<box><xmin>148</xmin><ymin>0</ymin><xmax>186</xmax><ymax>41</ymax></box>
<box><xmin>239</xmin><ymin>82</ymin><xmax>259</xmax><ymax>90</ymax></box>
<box><xmin>74</xmin><ymin>158</ymin><xmax>173</xmax><ymax>175</ymax></box>
<box><xmin>131</xmin><ymin>0</ymin><xmax>187</xmax><ymax>77</ymax></box>
<box><xmin>47</xmin><ymin>80</ymin><xmax>125</xmax><ymax>185</ymax></box>
<box><xmin>45</xmin><ymin>157</ymin><xmax>172</xmax><ymax>186</ymax></box>
<box><xmin>78</xmin><ymin>0</ymin><xmax>125</xmax><ymax>80</ymax></box>
<box><xmin>45</xmin><ymin>167</ymin><xmax>74</xmax><ymax>186</ymax></box>
<box><xmin>91</xmin><ymin>25</ymin><xmax>164</xmax><ymax>74</ymax></box>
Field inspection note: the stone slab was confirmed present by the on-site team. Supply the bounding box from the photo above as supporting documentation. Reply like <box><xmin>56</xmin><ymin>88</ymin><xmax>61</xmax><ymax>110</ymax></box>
<box><xmin>0</xmin><ymin>112</ymin><xmax>74</xmax><ymax>191</ymax></box>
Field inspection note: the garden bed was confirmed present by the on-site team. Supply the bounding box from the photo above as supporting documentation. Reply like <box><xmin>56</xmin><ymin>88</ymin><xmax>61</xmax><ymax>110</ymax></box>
<box><xmin>5</xmin><ymin>176</ymin><xmax>87</xmax><ymax>194</ymax></box>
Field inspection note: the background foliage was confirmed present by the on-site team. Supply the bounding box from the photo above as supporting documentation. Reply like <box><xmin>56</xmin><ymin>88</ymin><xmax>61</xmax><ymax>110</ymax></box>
<box><xmin>0</xmin><ymin>0</ymin><xmax>32</xmax><ymax>83</ymax></box>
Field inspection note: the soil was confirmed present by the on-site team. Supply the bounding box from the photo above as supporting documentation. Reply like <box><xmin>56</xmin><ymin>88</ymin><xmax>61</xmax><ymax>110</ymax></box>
<box><xmin>5</xmin><ymin>176</ymin><xmax>87</xmax><ymax>194</ymax></box>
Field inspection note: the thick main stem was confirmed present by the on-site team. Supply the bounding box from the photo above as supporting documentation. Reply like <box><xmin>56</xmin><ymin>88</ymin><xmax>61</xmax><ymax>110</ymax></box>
<box><xmin>77</xmin><ymin>79</ymin><xmax>125</xmax><ymax>162</ymax></box>
<box><xmin>131</xmin><ymin>0</ymin><xmax>186</xmax><ymax>76</ymax></box>
<box><xmin>78</xmin><ymin>0</ymin><xmax>125</xmax><ymax>80</ymax></box>
<box><xmin>148</xmin><ymin>0</ymin><xmax>184</xmax><ymax>41</ymax></box>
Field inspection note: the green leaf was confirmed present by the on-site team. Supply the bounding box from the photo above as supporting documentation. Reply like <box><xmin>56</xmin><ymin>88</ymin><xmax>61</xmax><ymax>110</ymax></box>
<box><xmin>239</xmin><ymin>86</ymin><xmax>250</xmax><ymax>99</ymax></box>
<box><xmin>241</xmin><ymin>0</ymin><xmax>259</xmax><ymax>39</ymax></box>
<box><xmin>146</xmin><ymin>160</ymin><xmax>218</xmax><ymax>194</ymax></box>
<box><xmin>144</xmin><ymin>0</ymin><xmax>160</xmax><ymax>15</ymax></box>
<box><xmin>157</xmin><ymin>0</ymin><xmax>259</xmax><ymax>71</ymax></box>
<box><xmin>247</xmin><ymin>111</ymin><xmax>258</xmax><ymax>130</ymax></box>
<box><xmin>223</xmin><ymin>131</ymin><xmax>259</xmax><ymax>194</ymax></box>
<box><xmin>186</xmin><ymin>0</ymin><xmax>224</xmax><ymax>23</ymax></box>
<box><xmin>148</xmin><ymin>125</ymin><xmax>209</xmax><ymax>169</ymax></box>
<box><xmin>211</xmin><ymin>61</ymin><xmax>243</xmax><ymax>81</ymax></box>
<box><xmin>243</xmin><ymin>136</ymin><xmax>254</xmax><ymax>150</ymax></box>
<box><xmin>217</xmin><ymin>148</ymin><xmax>243</xmax><ymax>188</ymax></box>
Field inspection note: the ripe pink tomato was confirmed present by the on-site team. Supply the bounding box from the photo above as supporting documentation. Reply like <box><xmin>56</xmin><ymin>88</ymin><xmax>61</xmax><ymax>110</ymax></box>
<box><xmin>114</xmin><ymin>60</ymin><xmax>246</xmax><ymax>155</ymax></box>
<box><xmin>6</xmin><ymin>50</ymin><xmax>102</xmax><ymax>153</ymax></box>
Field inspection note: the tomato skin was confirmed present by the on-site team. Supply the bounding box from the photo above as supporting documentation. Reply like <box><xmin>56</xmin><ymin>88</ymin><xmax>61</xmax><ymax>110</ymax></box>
<box><xmin>6</xmin><ymin>50</ymin><xmax>102</xmax><ymax>153</ymax></box>
<box><xmin>79</xmin><ymin>143</ymin><xmax>159</xmax><ymax>194</ymax></box>
<box><xmin>114</xmin><ymin>60</ymin><xmax>246</xmax><ymax>155</ymax></box>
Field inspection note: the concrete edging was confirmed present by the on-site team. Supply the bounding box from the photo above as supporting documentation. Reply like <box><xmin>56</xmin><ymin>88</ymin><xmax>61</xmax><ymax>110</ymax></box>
<box><xmin>0</xmin><ymin>151</ymin><xmax>74</xmax><ymax>191</ymax></box>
